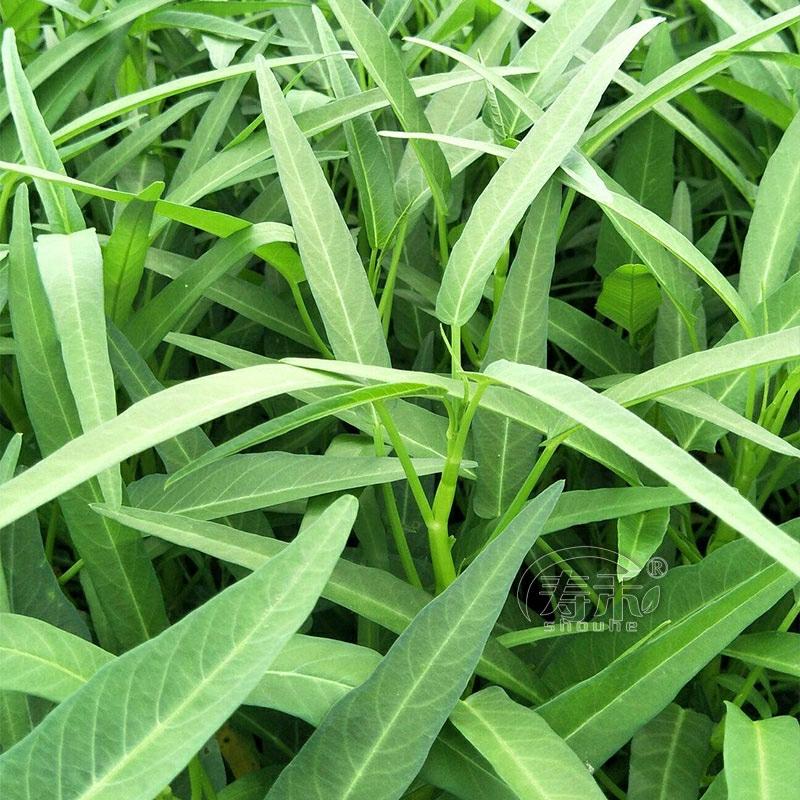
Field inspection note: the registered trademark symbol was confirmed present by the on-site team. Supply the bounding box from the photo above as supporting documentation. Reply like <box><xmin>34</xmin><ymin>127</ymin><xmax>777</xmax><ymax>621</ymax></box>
<box><xmin>646</xmin><ymin>557</ymin><xmax>668</xmax><ymax>578</ymax></box>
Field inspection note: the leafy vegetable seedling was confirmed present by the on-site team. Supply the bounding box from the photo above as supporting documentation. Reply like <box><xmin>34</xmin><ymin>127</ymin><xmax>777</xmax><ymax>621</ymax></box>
<box><xmin>0</xmin><ymin>2</ymin><xmax>799</xmax><ymax>800</ymax></box>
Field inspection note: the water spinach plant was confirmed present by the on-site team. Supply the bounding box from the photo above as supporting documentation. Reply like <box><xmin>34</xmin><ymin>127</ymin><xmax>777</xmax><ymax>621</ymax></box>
<box><xmin>0</xmin><ymin>1</ymin><xmax>799</xmax><ymax>798</ymax></box>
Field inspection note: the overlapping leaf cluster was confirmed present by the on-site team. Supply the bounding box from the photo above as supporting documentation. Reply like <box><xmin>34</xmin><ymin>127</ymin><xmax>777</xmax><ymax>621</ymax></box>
<box><xmin>0</xmin><ymin>1</ymin><xmax>799</xmax><ymax>799</ymax></box>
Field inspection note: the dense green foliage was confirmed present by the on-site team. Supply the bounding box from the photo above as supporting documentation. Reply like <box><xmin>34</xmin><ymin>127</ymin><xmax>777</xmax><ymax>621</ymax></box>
<box><xmin>0</xmin><ymin>1</ymin><xmax>799</xmax><ymax>798</ymax></box>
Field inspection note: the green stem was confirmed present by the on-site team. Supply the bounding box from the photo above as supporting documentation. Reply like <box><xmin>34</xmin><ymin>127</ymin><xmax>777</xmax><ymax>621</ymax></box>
<box><xmin>428</xmin><ymin>382</ymin><xmax>487</xmax><ymax>592</ymax></box>
<box><xmin>450</xmin><ymin>325</ymin><xmax>462</xmax><ymax>378</ymax></box>
<box><xmin>371</xmin><ymin>409</ymin><xmax>423</xmax><ymax>588</ymax></box>
<box><xmin>533</xmin><ymin>538</ymin><xmax>601</xmax><ymax>607</ymax></box>
<box><xmin>58</xmin><ymin>558</ymin><xmax>84</xmax><ymax>585</ymax></box>
<box><xmin>595</xmin><ymin>769</ymin><xmax>627</xmax><ymax>800</ymax></box>
<box><xmin>378</xmin><ymin>218</ymin><xmax>408</xmax><ymax>336</ymax></box>
<box><xmin>373</xmin><ymin>400</ymin><xmax>434</xmax><ymax>526</ymax></box>
<box><xmin>289</xmin><ymin>281</ymin><xmax>334</xmax><ymax>359</ymax></box>
<box><xmin>436</xmin><ymin>205</ymin><xmax>449</xmax><ymax>267</ymax></box>
<box><xmin>188</xmin><ymin>756</ymin><xmax>203</xmax><ymax>800</ymax></box>
<box><xmin>490</xmin><ymin>439</ymin><xmax>560</xmax><ymax>543</ymax></box>
<box><xmin>730</xmin><ymin>597</ymin><xmax>800</xmax><ymax>711</ymax></box>
<box><xmin>666</xmin><ymin>524</ymin><xmax>702</xmax><ymax>564</ymax></box>
<box><xmin>367</xmin><ymin>247</ymin><xmax>379</xmax><ymax>294</ymax></box>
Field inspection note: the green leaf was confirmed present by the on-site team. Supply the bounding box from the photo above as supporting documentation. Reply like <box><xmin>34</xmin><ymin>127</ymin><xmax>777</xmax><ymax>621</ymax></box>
<box><xmin>167</xmin><ymin>334</ymin><xmax>453</xmax><ymax>461</ymax></box>
<box><xmin>167</xmin><ymin>382</ymin><xmax>444</xmax><ymax>485</ymax></box>
<box><xmin>0</xmin><ymin>364</ymin><xmax>349</xmax><ymax>529</ymax></box>
<box><xmin>582</xmin><ymin>5</ymin><xmax>800</xmax><ymax>154</ymax></box>
<box><xmin>628</xmin><ymin>704</ymin><xmax>712</xmax><ymax>800</ymax></box>
<box><xmin>0</xmin><ymin>613</ymin><xmax>113</xmax><ymax>703</ymax></box>
<box><xmin>696</xmin><ymin>0</ymin><xmax>796</xmax><ymax>100</ymax></box>
<box><xmin>738</xmin><ymin>111</ymin><xmax>800</xmax><ymax>309</ymax></box>
<box><xmin>536</xmin><ymin>535</ymin><xmax>797</xmax><ymax>767</ymax></box>
<box><xmin>77</xmin><ymin>94</ymin><xmax>211</xmax><ymax>190</ymax></box>
<box><xmin>264</xmin><ymin>482</ymin><xmax>563</xmax><ymax>799</ymax></box>
<box><xmin>93</xmin><ymin>504</ymin><xmax>546</xmax><ymax>704</ymax></box>
<box><xmin>594</xmin><ymin>23</ymin><xmax>677</xmax><ymax>278</ymax></box>
<box><xmin>140</xmin><ymin>245</ymin><xmax>313</xmax><ymax>349</ymax></box>
<box><xmin>128</xmin><ymin>453</ymin><xmax>451</xmax><ymax>520</ymax></box>
<box><xmin>0</xmin><ymin>496</ymin><xmax>356</xmax><ymax>800</ymax></box>
<box><xmin>0</xmin><ymin>0</ymin><xmax>175</xmax><ymax>131</ymax></box>
<box><xmin>1</xmin><ymin>511</ymin><xmax>89</xmax><ymax>640</ymax></box>
<box><xmin>487</xmin><ymin>360</ymin><xmax>800</xmax><ymax>576</ymax></box>
<box><xmin>723</xmin><ymin>632</ymin><xmax>800</xmax><ymax>677</ymax></box>
<box><xmin>596</xmin><ymin>263</ymin><xmax>662</xmax><ymax>334</ymax></box>
<box><xmin>312</xmin><ymin>6</ymin><xmax>397</xmax><ymax>249</ymax></box>
<box><xmin>492</xmin><ymin>0</ymin><xmax>755</xmax><ymax>200</ymax></box>
<box><xmin>247</xmin><ymin>635</ymin><xmax>381</xmax><ymax>726</ymax></box>
<box><xmin>617</xmin><ymin>507</ymin><xmax>671</xmax><ymax>582</ymax></box>
<box><xmin>0</xmin><ymin>616</ymin><xmax>380</xmax><ymax>730</ymax></box>
<box><xmin>106</xmin><ymin>323</ymin><xmax>214</xmax><ymax>474</ymax></box>
<box><xmin>328</xmin><ymin>0</ymin><xmax>451</xmax><ymax>216</ymax></box>
<box><xmin>7</xmin><ymin>186</ymin><xmax>166</xmax><ymax>650</ymax></box>
<box><xmin>0</xmin><ymin>159</ymin><xmax>292</xmax><ymax>241</ymax></box>
<box><xmin>549</xmin><ymin>298</ymin><xmax>641</xmax><ymax>375</ymax></box>
<box><xmin>599</xmin><ymin>329</ymin><xmax>800</xmax><ymax>408</ymax></box>
<box><xmin>655</xmin><ymin>386</ymin><xmax>799</xmax><ymax>459</ymax></box>
<box><xmin>1</xmin><ymin>28</ymin><xmax>83</xmax><ymax>233</ymax></box>
<box><xmin>723</xmin><ymin>703</ymin><xmax>800</xmax><ymax>800</ymax></box>
<box><xmin>255</xmin><ymin>57</ymin><xmax>390</xmax><ymax>367</ymax></box>
<box><xmin>36</xmin><ymin>228</ymin><xmax>121</xmax><ymax>505</ymax></box>
<box><xmin>561</xmin><ymin>154</ymin><xmax>753</xmax><ymax>333</ymax></box>
<box><xmin>102</xmin><ymin>194</ymin><xmax>158</xmax><ymax>325</ymax></box>
<box><xmin>168</xmin><ymin>33</ymin><xmax>272</xmax><ymax>194</ymax></box>
<box><xmin>421</xmin><ymin>724</ymin><xmax>519</xmax><ymax>800</ymax></box>
<box><xmin>450</xmin><ymin>687</ymin><xmax>606</xmax><ymax>800</ymax></box>
<box><xmin>124</xmin><ymin>222</ymin><xmax>296</xmax><ymax>359</ymax></box>
<box><xmin>500</xmin><ymin>0</ymin><xmax>619</xmax><ymax>135</ymax></box>
<box><xmin>436</xmin><ymin>18</ymin><xmax>659</xmax><ymax>326</ymax></box>
<box><xmin>473</xmin><ymin>179</ymin><xmax>560</xmax><ymax>519</ymax></box>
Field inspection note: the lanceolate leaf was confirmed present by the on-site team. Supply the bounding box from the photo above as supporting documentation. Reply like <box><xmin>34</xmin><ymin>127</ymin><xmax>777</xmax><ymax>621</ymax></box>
<box><xmin>450</xmin><ymin>687</ymin><xmax>606</xmax><ymax>800</ymax></box>
<box><xmin>617</xmin><ymin>507</ymin><xmax>671</xmax><ymax>581</ymax></box>
<box><xmin>0</xmin><ymin>616</ymin><xmax>381</xmax><ymax>729</ymax></box>
<box><xmin>166</xmin><ymin>381</ymin><xmax>443</xmax><ymax>484</ymax></box>
<box><xmin>435</xmin><ymin>18</ymin><xmax>659</xmax><ymax>326</ymax></box>
<box><xmin>0</xmin><ymin>613</ymin><xmax>113</xmax><ymax>703</ymax></box>
<box><xmin>473</xmin><ymin>179</ymin><xmax>560</xmax><ymax>519</ymax></box>
<box><xmin>247</xmin><ymin>635</ymin><xmax>382</xmax><ymax>726</ymax></box>
<box><xmin>0</xmin><ymin>496</ymin><xmax>357</xmax><ymax>800</ymax></box>
<box><xmin>723</xmin><ymin>703</ymin><xmax>800</xmax><ymax>800</ymax></box>
<box><xmin>486</xmin><ymin>361</ymin><xmax>800</xmax><ymax>576</ymax></box>
<box><xmin>265</xmin><ymin>483</ymin><xmax>563</xmax><ymax>799</ymax></box>
<box><xmin>627</xmin><ymin>704</ymin><xmax>712</xmax><ymax>800</ymax></box>
<box><xmin>255</xmin><ymin>58</ymin><xmax>390</xmax><ymax>367</ymax></box>
<box><xmin>0</xmin><ymin>364</ymin><xmax>348</xmax><ymax>528</ymax></box>
<box><xmin>105</xmin><ymin>323</ymin><xmax>214</xmax><ymax>474</ymax></box>
<box><xmin>0</xmin><ymin>0</ymin><xmax>175</xmax><ymax>131</ymax></box>
<box><xmin>128</xmin><ymin>453</ymin><xmax>450</xmax><ymax>520</ymax></box>
<box><xmin>102</xmin><ymin>194</ymin><xmax>157</xmax><ymax>324</ymax></box>
<box><xmin>536</xmin><ymin>535</ymin><xmax>797</xmax><ymax>767</ymax></box>
<box><xmin>594</xmin><ymin>24</ymin><xmax>676</xmax><ymax>277</ymax></box>
<box><xmin>7</xmin><ymin>186</ymin><xmax>167</xmax><ymax>651</ymax></box>
<box><xmin>738</xmin><ymin>111</ymin><xmax>800</xmax><ymax>309</ymax></box>
<box><xmin>723</xmin><ymin>632</ymin><xmax>800</xmax><ymax>677</ymax></box>
<box><xmin>93</xmin><ymin>504</ymin><xmax>547</xmax><ymax>703</ymax></box>
<box><xmin>1</xmin><ymin>28</ymin><xmax>83</xmax><ymax>233</ymax></box>
<box><xmin>124</xmin><ymin>222</ymin><xmax>297</xmax><ymax>359</ymax></box>
<box><xmin>36</xmin><ymin>228</ymin><xmax>121</xmax><ymax>505</ymax></box>
<box><xmin>4</xmin><ymin>5</ymin><xmax>800</xmax><ymax>794</ymax></box>
<box><xmin>328</xmin><ymin>0</ymin><xmax>451</xmax><ymax>216</ymax></box>
<box><xmin>312</xmin><ymin>6</ymin><xmax>397</xmax><ymax>249</ymax></box>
